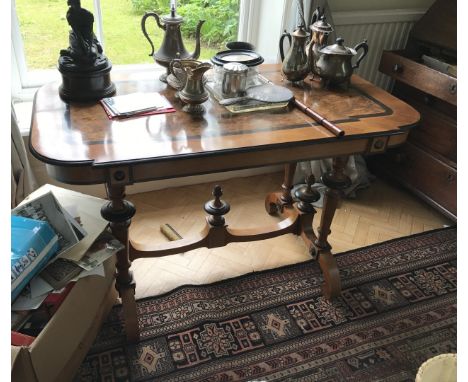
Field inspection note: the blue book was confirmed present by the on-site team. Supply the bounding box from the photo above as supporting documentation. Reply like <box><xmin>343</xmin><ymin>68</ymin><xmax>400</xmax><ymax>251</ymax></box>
<box><xmin>11</xmin><ymin>215</ymin><xmax>60</xmax><ymax>301</ymax></box>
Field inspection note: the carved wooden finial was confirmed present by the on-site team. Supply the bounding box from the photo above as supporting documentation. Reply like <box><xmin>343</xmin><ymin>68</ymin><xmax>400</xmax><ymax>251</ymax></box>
<box><xmin>294</xmin><ymin>175</ymin><xmax>320</xmax><ymax>213</ymax></box>
<box><xmin>212</xmin><ymin>185</ymin><xmax>223</xmax><ymax>207</ymax></box>
<box><xmin>204</xmin><ymin>185</ymin><xmax>230</xmax><ymax>226</ymax></box>
<box><xmin>305</xmin><ymin>174</ymin><xmax>315</xmax><ymax>189</ymax></box>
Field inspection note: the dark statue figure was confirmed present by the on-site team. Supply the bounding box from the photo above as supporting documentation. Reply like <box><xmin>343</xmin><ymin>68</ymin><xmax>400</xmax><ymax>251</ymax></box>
<box><xmin>58</xmin><ymin>0</ymin><xmax>115</xmax><ymax>101</ymax></box>
<box><xmin>59</xmin><ymin>0</ymin><xmax>106</xmax><ymax>69</ymax></box>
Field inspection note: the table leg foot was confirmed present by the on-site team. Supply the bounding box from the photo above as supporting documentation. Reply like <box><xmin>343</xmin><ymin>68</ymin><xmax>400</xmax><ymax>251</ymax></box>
<box><xmin>119</xmin><ymin>281</ymin><xmax>140</xmax><ymax>342</ymax></box>
<box><xmin>264</xmin><ymin>192</ymin><xmax>282</xmax><ymax>215</ymax></box>
<box><xmin>318</xmin><ymin>250</ymin><xmax>341</xmax><ymax>299</ymax></box>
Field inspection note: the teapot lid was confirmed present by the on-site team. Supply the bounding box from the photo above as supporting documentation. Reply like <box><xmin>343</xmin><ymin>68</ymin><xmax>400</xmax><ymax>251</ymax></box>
<box><xmin>291</xmin><ymin>25</ymin><xmax>310</xmax><ymax>38</ymax></box>
<box><xmin>311</xmin><ymin>16</ymin><xmax>334</xmax><ymax>33</ymax></box>
<box><xmin>162</xmin><ymin>13</ymin><xmax>183</xmax><ymax>24</ymax></box>
<box><xmin>319</xmin><ymin>37</ymin><xmax>356</xmax><ymax>55</ymax></box>
<box><xmin>162</xmin><ymin>6</ymin><xmax>184</xmax><ymax>23</ymax></box>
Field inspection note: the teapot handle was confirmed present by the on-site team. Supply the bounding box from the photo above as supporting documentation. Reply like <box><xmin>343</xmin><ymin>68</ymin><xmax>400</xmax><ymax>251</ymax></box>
<box><xmin>352</xmin><ymin>39</ymin><xmax>368</xmax><ymax>69</ymax></box>
<box><xmin>279</xmin><ymin>31</ymin><xmax>292</xmax><ymax>62</ymax></box>
<box><xmin>141</xmin><ymin>12</ymin><xmax>166</xmax><ymax>57</ymax></box>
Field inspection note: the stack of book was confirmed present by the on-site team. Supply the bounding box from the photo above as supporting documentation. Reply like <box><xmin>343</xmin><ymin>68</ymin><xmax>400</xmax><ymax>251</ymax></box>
<box><xmin>11</xmin><ymin>216</ymin><xmax>59</xmax><ymax>301</ymax></box>
<box><xmin>100</xmin><ymin>92</ymin><xmax>176</xmax><ymax>119</ymax></box>
<box><xmin>11</xmin><ymin>191</ymin><xmax>86</xmax><ymax>301</ymax></box>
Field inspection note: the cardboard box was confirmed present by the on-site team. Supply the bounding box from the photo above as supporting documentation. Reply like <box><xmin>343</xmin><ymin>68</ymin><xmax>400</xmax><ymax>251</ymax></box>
<box><xmin>11</xmin><ymin>247</ymin><xmax>118</xmax><ymax>381</ymax></box>
<box><xmin>11</xmin><ymin>184</ymin><xmax>119</xmax><ymax>381</ymax></box>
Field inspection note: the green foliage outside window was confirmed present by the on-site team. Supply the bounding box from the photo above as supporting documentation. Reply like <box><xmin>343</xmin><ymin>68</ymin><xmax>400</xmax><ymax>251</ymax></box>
<box><xmin>131</xmin><ymin>0</ymin><xmax>240</xmax><ymax>46</ymax></box>
<box><xmin>16</xmin><ymin>0</ymin><xmax>239</xmax><ymax>69</ymax></box>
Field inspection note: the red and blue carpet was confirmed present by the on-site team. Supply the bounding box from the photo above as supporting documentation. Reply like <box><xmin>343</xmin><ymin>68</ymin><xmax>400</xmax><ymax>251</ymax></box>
<box><xmin>75</xmin><ymin>227</ymin><xmax>456</xmax><ymax>381</ymax></box>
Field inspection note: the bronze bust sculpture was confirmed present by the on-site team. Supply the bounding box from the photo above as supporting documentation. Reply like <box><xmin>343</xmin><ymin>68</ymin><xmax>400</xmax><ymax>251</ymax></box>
<box><xmin>58</xmin><ymin>0</ymin><xmax>115</xmax><ymax>101</ymax></box>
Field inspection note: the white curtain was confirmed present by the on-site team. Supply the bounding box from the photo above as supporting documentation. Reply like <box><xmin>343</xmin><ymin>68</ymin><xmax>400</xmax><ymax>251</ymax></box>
<box><xmin>298</xmin><ymin>0</ymin><xmax>336</xmax><ymax>41</ymax></box>
<box><xmin>284</xmin><ymin>0</ymin><xmax>337</xmax><ymax>40</ymax></box>
<box><xmin>11</xmin><ymin>106</ymin><xmax>37</xmax><ymax>208</ymax></box>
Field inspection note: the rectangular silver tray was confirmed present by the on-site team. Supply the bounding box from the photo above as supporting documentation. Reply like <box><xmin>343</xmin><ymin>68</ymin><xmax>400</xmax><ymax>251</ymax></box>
<box><xmin>205</xmin><ymin>74</ymin><xmax>290</xmax><ymax>114</ymax></box>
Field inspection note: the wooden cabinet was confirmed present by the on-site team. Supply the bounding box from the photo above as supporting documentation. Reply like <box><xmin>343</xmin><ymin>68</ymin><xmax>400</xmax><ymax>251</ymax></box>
<box><xmin>382</xmin><ymin>142</ymin><xmax>456</xmax><ymax>216</ymax></box>
<box><xmin>370</xmin><ymin>0</ymin><xmax>457</xmax><ymax>220</ymax></box>
<box><xmin>379</xmin><ymin>50</ymin><xmax>457</xmax><ymax>106</ymax></box>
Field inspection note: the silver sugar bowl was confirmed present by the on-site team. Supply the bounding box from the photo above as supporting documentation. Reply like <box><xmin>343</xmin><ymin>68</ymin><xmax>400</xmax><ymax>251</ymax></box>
<box><xmin>221</xmin><ymin>62</ymin><xmax>248</xmax><ymax>98</ymax></box>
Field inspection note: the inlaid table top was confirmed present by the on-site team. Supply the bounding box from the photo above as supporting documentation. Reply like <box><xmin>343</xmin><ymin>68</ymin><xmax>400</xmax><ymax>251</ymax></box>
<box><xmin>29</xmin><ymin>64</ymin><xmax>419</xmax><ymax>185</ymax></box>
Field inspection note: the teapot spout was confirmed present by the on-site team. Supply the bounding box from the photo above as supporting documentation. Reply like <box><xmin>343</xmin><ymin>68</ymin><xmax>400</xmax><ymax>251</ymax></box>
<box><xmin>190</xmin><ymin>20</ymin><xmax>206</xmax><ymax>60</ymax></box>
<box><xmin>194</xmin><ymin>62</ymin><xmax>212</xmax><ymax>75</ymax></box>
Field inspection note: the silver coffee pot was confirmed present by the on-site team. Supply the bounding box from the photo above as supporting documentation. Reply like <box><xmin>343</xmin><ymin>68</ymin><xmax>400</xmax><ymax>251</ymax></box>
<box><xmin>141</xmin><ymin>5</ymin><xmax>205</xmax><ymax>83</ymax></box>
<box><xmin>279</xmin><ymin>25</ymin><xmax>310</xmax><ymax>83</ymax></box>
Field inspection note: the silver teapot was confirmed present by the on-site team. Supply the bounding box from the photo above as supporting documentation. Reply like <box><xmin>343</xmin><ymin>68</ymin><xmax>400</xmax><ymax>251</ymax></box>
<box><xmin>314</xmin><ymin>37</ymin><xmax>368</xmax><ymax>87</ymax></box>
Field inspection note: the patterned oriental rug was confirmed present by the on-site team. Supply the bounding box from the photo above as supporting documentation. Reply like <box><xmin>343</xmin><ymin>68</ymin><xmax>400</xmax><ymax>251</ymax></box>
<box><xmin>75</xmin><ymin>227</ymin><xmax>457</xmax><ymax>381</ymax></box>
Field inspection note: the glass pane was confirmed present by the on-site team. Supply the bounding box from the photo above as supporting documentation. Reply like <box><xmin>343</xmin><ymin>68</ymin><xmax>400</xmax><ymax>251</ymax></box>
<box><xmin>15</xmin><ymin>0</ymin><xmax>240</xmax><ymax>70</ymax></box>
<box><xmin>101</xmin><ymin>0</ymin><xmax>240</xmax><ymax>64</ymax></box>
<box><xmin>15</xmin><ymin>0</ymin><xmax>76</xmax><ymax>70</ymax></box>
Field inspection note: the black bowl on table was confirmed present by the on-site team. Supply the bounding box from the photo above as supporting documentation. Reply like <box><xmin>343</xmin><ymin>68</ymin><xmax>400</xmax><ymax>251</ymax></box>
<box><xmin>211</xmin><ymin>49</ymin><xmax>264</xmax><ymax>68</ymax></box>
<box><xmin>225</xmin><ymin>41</ymin><xmax>256</xmax><ymax>51</ymax></box>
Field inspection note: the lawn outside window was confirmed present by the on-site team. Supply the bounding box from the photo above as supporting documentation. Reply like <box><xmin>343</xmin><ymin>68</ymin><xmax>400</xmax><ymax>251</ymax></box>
<box><xmin>11</xmin><ymin>0</ymin><xmax>258</xmax><ymax>105</ymax></box>
<box><xmin>11</xmin><ymin>0</ymin><xmax>285</xmax><ymax>135</ymax></box>
<box><xmin>12</xmin><ymin>0</ymin><xmax>263</xmax><ymax>133</ymax></box>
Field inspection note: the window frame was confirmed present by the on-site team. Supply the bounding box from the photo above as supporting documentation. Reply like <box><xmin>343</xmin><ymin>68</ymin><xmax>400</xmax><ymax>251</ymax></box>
<box><xmin>11</xmin><ymin>0</ymin><xmax>261</xmax><ymax>101</ymax></box>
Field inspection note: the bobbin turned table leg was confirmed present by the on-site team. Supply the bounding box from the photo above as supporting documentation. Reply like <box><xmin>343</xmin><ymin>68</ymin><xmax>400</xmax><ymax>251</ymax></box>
<box><xmin>294</xmin><ymin>174</ymin><xmax>320</xmax><ymax>255</ymax></box>
<box><xmin>265</xmin><ymin>163</ymin><xmax>297</xmax><ymax>214</ymax></box>
<box><xmin>315</xmin><ymin>156</ymin><xmax>351</xmax><ymax>299</ymax></box>
<box><xmin>101</xmin><ymin>184</ymin><xmax>139</xmax><ymax>342</ymax></box>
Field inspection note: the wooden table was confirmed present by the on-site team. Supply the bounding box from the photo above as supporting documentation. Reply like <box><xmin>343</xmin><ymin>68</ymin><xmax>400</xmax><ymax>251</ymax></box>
<box><xmin>29</xmin><ymin>64</ymin><xmax>419</xmax><ymax>342</ymax></box>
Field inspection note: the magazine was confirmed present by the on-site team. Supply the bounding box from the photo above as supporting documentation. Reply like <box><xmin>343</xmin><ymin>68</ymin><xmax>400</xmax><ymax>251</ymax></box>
<box><xmin>11</xmin><ymin>191</ymin><xmax>88</xmax><ymax>301</ymax></box>
<box><xmin>19</xmin><ymin>184</ymin><xmax>109</xmax><ymax>263</ymax></box>
<box><xmin>12</xmin><ymin>191</ymin><xmax>85</xmax><ymax>255</ymax></box>
<box><xmin>39</xmin><ymin>231</ymin><xmax>123</xmax><ymax>289</ymax></box>
<box><xmin>72</xmin><ymin>231</ymin><xmax>123</xmax><ymax>271</ymax></box>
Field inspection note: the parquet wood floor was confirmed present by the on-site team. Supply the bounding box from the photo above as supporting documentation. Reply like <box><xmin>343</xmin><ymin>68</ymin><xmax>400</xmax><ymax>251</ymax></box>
<box><xmin>127</xmin><ymin>172</ymin><xmax>452</xmax><ymax>299</ymax></box>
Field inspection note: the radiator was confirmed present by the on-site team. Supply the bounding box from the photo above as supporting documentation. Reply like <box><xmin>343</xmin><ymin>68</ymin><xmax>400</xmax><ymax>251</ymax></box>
<box><xmin>332</xmin><ymin>10</ymin><xmax>424</xmax><ymax>90</ymax></box>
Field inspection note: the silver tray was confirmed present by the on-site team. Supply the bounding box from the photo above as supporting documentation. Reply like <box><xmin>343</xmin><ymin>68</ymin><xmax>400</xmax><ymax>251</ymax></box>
<box><xmin>205</xmin><ymin>74</ymin><xmax>290</xmax><ymax>114</ymax></box>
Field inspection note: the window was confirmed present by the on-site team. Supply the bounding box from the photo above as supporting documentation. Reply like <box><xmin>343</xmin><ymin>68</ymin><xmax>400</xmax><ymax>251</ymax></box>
<box><xmin>11</xmin><ymin>0</ymin><xmax>258</xmax><ymax>101</ymax></box>
<box><xmin>11</xmin><ymin>0</ymin><xmax>285</xmax><ymax>133</ymax></box>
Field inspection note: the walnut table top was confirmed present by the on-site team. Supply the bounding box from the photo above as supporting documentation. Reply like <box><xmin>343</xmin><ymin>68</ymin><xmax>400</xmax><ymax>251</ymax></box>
<box><xmin>29</xmin><ymin>64</ymin><xmax>419</xmax><ymax>185</ymax></box>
